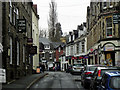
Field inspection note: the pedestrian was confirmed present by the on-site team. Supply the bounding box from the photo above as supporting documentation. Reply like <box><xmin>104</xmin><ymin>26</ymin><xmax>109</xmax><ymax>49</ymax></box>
<box><xmin>42</xmin><ymin>64</ymin><xmax>45</xmax><ymax>73</ymax></box>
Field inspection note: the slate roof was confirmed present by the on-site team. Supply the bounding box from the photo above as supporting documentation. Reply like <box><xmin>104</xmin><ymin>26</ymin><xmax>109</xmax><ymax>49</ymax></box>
<box><xmin>52</xmin><ymin>42</ymin><xmax>65</xmax><ymax>49</ymax></box>
<box><xmin>39</xmin><ymin>37</ymin><xmax>51</xmax><ymax>45</ymax></box>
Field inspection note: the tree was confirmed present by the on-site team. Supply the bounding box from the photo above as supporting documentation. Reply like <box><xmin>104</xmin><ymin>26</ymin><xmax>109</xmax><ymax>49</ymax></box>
<box><xmin>39</xmin><ymin>28</ymin><xmax>48</xmax><ymax>38</ymax></box>
<box><xmin>54</xmin><ymin>23</ymin><xmax>62</xmax><ymax>42</ymax></box>
<box><xmin>48</xmin><ymin>0</ymin><xmax>58</xmax><ymax>42</ymax></box>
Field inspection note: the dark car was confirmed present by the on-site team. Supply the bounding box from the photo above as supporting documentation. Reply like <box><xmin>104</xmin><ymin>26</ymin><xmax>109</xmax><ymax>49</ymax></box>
<box><xmin>90</xmin><ymin>66</ymin><xmax>120</xmax><ymax>90</ymax></box>
<box><xmin>81</xmin><ymin>65</ymin><xmax>99</xmax><ymax>88</ymax></box>
<box><xmin>98</xmin><ymin>71</ymin><xmax>120</xmax><ymax>90</ymax></box>
<box><xmin>70</xmin><ymin>63</ymin><xmax>84</xmax><ymax>75</ymax></box>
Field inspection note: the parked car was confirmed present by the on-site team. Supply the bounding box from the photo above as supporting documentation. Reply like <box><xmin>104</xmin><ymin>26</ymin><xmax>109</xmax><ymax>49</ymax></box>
<box><xmin>70</xmin><ymin>63</ymin><xmax>84</xmax><ymax>75</ymax></box>
<box><xmin>97</xmin><ymin>71</ymin><xmax>120</xmax><ymax>90</ymax></box>
<box><xmin>90</xmin><ymin>66</ymin><xmax>120</xmax><ymax>90</ymax></box>
<box><xmin>66</xmin><ymin>65</ymin><xmax>72</xmax><ymax>73</ymax></box>
<box><xmin>81</xmin><ymin>65</ymin><xmax>99</xmax><ymax>88</ymax></box>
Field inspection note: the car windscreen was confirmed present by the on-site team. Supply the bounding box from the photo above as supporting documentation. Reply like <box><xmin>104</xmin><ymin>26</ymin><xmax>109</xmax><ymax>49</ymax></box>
<box><xmin>73</xmin><ymin>64</ymin><xmax>84</xmax><ymax>67</ymax></box>
<box><xmin>109</xmin><ymin>76</ymin><xmax>120</xmax><ymax>89</ymax></box>
<box><xmin>101</xmin><ymin>69</ymin><xmax>120</xmax><ymax>76</ymax></box>
<box><xmin>89</xmin><ymin>66</ymin><xmax>97</xmax><ymax>71</ymax></box>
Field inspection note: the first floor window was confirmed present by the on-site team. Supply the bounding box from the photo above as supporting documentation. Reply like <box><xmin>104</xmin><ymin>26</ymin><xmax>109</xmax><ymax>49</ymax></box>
<box><xmin>106</xmin><ymin>17</ymin><xmax>112</xmax><ymax>37</ymax></box>
<box><xmin>10</xmin><ymin>37</ymin><xmax>12</xmax><ymax>64</ymax></box>
<box><xmin>82</xmin><ymin>42</ymin><xmax>85</xmax><ymax>53</ymax></box>
<box><xmin>17</xmin><ymin>41</ymin><xmax>20</xmax><ymax>65</ymax></box>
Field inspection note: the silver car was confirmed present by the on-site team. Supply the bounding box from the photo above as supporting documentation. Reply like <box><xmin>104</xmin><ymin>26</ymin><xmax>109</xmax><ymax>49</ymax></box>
<box><xmin>71</xmin><ymin>63</ymin><xmax>84</xmax><ymax>74</ymax></box>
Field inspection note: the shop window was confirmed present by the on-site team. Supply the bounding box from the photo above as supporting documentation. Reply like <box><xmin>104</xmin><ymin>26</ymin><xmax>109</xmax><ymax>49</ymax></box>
<box><xmin>106</xmin><ymin>17</ymin><xmax>112</xmax><ymax>37</ymax></box>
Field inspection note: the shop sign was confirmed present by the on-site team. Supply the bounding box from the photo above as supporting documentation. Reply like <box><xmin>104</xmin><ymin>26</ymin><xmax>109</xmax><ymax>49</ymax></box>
<box><xmin>79</xmin><ymin>56</ymin><xmax>83</xmax><ymax>59</ymax></box>
<box><xmin>90</xmin><ymin>48</ymin><xmax>94</xmax><ymax>52</ymax></box>
<box><xmin>17</xmin><ymin>19</ymin><xmax>26</xmax><ymax>33</ymax></box>
<box><xmin>104</xmin><ymin>46</ymin><xmax>114</xmax><ymax>51</ymax></box>
<box><xmin>72</xmin><ymin>57</ymin><xmax>77</xmax><ymax>60</ymax></box>
<box><xmin>113</xmin><ymin>13</ymin><xmax>120</xmax><ymax>24</ymax></box>
<box><xmin>29</xmin><ymin>46</ymin><xmax>37</xmax><ymax>54</ymax></box>
<box><xmin>84</xmin><ymin>56</ymin><xmax>88</xmax><ymax>59</ymax></box>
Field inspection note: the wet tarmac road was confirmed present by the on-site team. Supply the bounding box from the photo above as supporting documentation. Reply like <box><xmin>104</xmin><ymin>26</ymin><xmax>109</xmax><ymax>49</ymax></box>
<box><xmin>30</xmin><ymin>71</ymin><xmax>86</xmax><ymax>90</ymax></box>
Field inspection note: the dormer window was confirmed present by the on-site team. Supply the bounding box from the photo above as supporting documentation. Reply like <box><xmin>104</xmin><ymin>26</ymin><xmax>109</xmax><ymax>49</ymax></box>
<box><xmin>44</xmin><ymin>45</ymin><xmax>50</xmax><ymax>49</ymax></box>
<box><xmin>103</xmin><ymin>0</ymin><xmax>107</xmax><ymax>9</ymax></box>
<box><xmin>109</xmin><ymin>0</ymin><xmax>113</xmax><ymax>8</ymax></box>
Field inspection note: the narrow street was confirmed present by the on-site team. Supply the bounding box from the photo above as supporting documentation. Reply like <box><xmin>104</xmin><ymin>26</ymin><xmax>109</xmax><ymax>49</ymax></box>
<box><xmin>30</xmin><ymin>72</ymin><xmax>86</xmax><ymax>89</ymax></box>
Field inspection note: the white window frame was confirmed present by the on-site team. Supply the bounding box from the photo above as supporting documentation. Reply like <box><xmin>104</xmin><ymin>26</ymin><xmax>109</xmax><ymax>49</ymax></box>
<box><xmin>76</xmin><ymin>43</ymin><xmax>79</xmax><ymax>54</ymax></box>
<box><xmin>10</xmin><ymin>37</ymin><xmax>12</xmax><ymax>64</ymax></box>
<box><xmin>16</xmin><ymin>8</ymin><xmax>19</xmax><ymax>19</ymax></box>
<box><xmin>82</xmin><ymin>42</ymin><xmax>85</xmax><ymax>53</ymax></box>
<box><xmin>106</xmin><ymin>17</ymin><xmax>112</xmax><ymax>38</ymax></box>
<box><xmin>9</xmin><ymin>0</ymin><xmax>12</xmax><ymax>23</ymax></box>
<box><xmin>17</xmin><ymin>41</ymin><xmax>20</xmax><ymax>66</ymax></box>
<box><xmin>103</xmin><ymin>0</ymin><xmax>107</xmax><ymax>9</ymax></box>
<box><xmin>109</xmin><ymin>0</ymin><xmax>113</xmax><ymax>8</ymax></box>
<box><xmin>13</xmin><ymin>7</ymin><xmax>16</xmax><ymax>25</ymax></box>
<box><xmin>58</xmin><ymin>47</ymin><xmax>61</xmax><ymax>52</ymax></box>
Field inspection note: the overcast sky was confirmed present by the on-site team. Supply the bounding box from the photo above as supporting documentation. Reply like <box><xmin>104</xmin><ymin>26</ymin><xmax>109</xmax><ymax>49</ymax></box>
<box><xmin>33</xmin><ymin>0</ymin><xmax>90</xmax><ymax>33</ymax></box>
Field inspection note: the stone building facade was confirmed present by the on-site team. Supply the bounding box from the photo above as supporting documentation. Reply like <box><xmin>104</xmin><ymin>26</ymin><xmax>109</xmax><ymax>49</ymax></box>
<box><xmin>87</xmin><ymin>1</ymin><xmax>120</xmax><ymax>66</ymax></box>
<box><xmin>2</xmin><ymin>2</ymin><xmax>33</xmax><ymax>83</ymax></box>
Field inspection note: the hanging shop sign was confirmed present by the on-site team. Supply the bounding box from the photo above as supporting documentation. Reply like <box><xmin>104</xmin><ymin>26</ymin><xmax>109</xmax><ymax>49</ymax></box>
<box><xmin>29</xmin><ymin>46</ymin><xmax>37</xmax><ymax>54</ymax></box>
<box><xmin>17</xmin><ymin>19</ymin><xmax>26</xmax><ymax>33</ymax></box>
<box><xmin>113</xmin><ymin>13</ymin><xmax>120</xmax><ymax>24</ymax></box>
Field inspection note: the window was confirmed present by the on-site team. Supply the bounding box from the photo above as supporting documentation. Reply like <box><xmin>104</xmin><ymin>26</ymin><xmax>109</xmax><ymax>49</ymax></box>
<box><xmin>71</xmin><ymin>46</ymin><xmax>73</xmax><ymax>55</ymax></box>
<box><xmin>106</xmin><ymin>17</ymin><xmax>112</xmax><ymax>37</ymax></box>
<box><xmin>23</xmin><ymin>45</ymin><xmax>25</xmax><ymax>63</ymax></box>
<box><xmin>58</xmin><ymin>47</ymin><xmax>61</xmax><ymax>52</ymax></box>
<box><xmin>109</xmin><ymin>0</ymin><xmax>113</xmax><ymax>8</ymax></box>
<box><xmin>13</xmin><ymin>7</ymin><xmax>19</xmax><ymax>25</ymax></box>
<box><xmin>9</xmin><ymin>0</ymin><xmax>12</xmax><ymax>23</ymax></box>
<box><xmin>10</xmin><ymin>37</ymin><xmax>12</xmax><ymax>64</ymax></box>
<box><xmin>103</xmin><ymin>0</ymin><xmax>107</xmax><ymax>9</ymax></box>
<box><xmin>42</xmin><ymin>53</ymin><xmax>44</xmax><ymax>57</ymax></box>
<box><xmin>13</xmin><ymin>7</ymin><xmax>16</xmax><ymax>25</ymax></box>
<box><xmin>76</xmin><ymin>43</ymin><xmax>79</xmax><ymax>54</ymax></box>
<box><xmin>82</xmin><ymin>42</ymin><xmax>85</xmax><ymax>52</ymax></box>
<box><xmin>17</xmin><ymin>41</ymin><xmax>20</xmax><ymax>65</ymax></box>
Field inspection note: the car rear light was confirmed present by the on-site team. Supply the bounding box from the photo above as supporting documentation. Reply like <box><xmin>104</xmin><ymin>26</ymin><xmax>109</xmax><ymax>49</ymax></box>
<box><xmin>98</xmin><ymin>70</ymin><xmax>101</xmax><ymax>77</ymax></box>
<box><xmin>85</xmin><ymin>72</ymin><xmax>92</xmax><ymax>75</ymax></box>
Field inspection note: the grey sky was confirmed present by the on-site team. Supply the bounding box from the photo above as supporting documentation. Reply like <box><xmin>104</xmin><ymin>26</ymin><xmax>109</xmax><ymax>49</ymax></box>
<box><xmin>33</xmin><ymin>0</ymin><xmax>90</xmax><ymax>33</ymax></box>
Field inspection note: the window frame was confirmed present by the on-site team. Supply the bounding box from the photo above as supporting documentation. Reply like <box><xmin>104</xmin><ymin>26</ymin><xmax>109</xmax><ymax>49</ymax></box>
<box><xmin>106</xmin><ymin>17</ymin><xmax>113</xmax><ymax>38</ymax></box>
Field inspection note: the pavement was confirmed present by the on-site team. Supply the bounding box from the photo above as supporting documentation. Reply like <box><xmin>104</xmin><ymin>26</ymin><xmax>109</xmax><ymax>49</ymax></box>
<box><xmin>1</xmin><ymin>72</ymin><xmax>48</xmax><ymax>90</ymax></box>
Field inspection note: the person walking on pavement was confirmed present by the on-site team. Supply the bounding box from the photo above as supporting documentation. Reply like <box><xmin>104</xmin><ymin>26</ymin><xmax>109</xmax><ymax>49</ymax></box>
<box><xmin>42</xmin><ymin>64</ymin><xmax>45</xmax><ymax>73</ymax></box>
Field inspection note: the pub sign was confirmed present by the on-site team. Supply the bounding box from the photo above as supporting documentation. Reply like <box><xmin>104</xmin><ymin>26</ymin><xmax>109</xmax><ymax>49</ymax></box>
<box><xmin>17</xmin><ymin>19</ymin><xmax>26</xmax><ymax>33</ymax></box>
